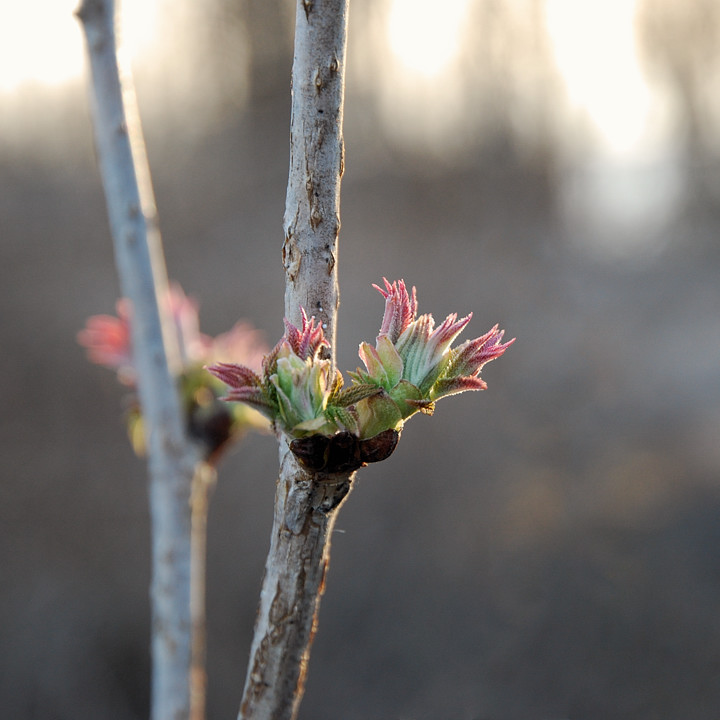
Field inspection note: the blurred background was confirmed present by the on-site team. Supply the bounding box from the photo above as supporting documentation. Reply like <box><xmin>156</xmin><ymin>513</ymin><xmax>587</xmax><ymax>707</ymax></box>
<box><xmin>3</xmin><ymin>0</ymin><xmax>720</xmax><ymax>718</ymax></box>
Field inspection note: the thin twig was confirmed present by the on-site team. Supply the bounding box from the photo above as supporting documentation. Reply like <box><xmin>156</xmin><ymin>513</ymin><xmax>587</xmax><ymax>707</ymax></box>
<box><xmin>190</xmin><ymin>465</ymin><xmax>217</xmax><ymax>720</ymax></box>
<box><xmin>239</xmin><ymin>1</ymin><xmax>350</xmax><ymax>718</ymax></box>
<box><xmin>76</xmin><ymin>2</ymin><xmax>203</xmax><ymax>718</ymax></box>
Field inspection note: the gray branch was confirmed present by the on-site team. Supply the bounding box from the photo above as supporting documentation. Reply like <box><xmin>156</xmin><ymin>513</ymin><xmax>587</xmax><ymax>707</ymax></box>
<box><xmin>240</xmin><ymin>1</ymin><xmax>351</xmax><ymax>718</ymax></box>
<box><xmin>77</xmin><ymin>2</ymin><xmax>201</xmax><ymax>718</ymax></box>
<box><xmin>239</xmin><ymin>448</ymin><xmax>353</xmax><ymax>720</ymax></box>
<box><xmin>283</xmin><ymin>0</ymin><xmax>349</xmax><ymax>347</ymax></box>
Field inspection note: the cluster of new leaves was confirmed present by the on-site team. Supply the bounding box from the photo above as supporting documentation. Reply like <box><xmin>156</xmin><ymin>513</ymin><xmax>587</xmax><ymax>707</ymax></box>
<box><xmin>209</xmin><ymin>311</ymin><xmax>381</xmax><ymax>440</ymax></box>
<box><xmin>78</xmin><ymin>284</ymin><xmax>269</xmax><ymax>462</ymax></box>
<box><xmin>350</xmin><ymin>279</ymin><xmax>514</xmax><ymax>436</ymax></box>
<box><xmin>208</xmin><ymin>279</ymin><xmax>514</xmax><ymax>456</ymax></box>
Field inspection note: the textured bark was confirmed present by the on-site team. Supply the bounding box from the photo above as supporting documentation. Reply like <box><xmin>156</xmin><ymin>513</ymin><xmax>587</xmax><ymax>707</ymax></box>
<box><xmin>239</xmin><ymin>443</ymin><xmax>354</xmax><ymax>720</ymax></box>
<box><xmin>240</xmin><ymin>1</ymin><xmax>351</xmax><ymax>718</ymax></box>
<box><xmin>77</xmin><ymin>2</ymin><xmax>202</xmax><ymax>718</ymax></box>
<box><xmin>282</xmin><ymin>0</ymin><xmax>349</xmax><ymax>347</ymax></box>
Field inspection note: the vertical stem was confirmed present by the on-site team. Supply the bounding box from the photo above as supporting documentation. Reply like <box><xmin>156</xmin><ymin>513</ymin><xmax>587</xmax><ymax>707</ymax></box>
<box><xmin>239</xmin><ymin>449</ymin><xmax>354</xmax><ymax>720</ymax></box>
<box><xmin>283</xmin><ymin>0</ymin><xmax>349</xmax><ymax>345</ymax></box>
<box><xmin>76</xmin><ymin>2</ymin><xmax>200</xmax><ymax>718</ymax></box>
<box><xmin>240</xmin><ymin>1</ymin><xmax>351</xmax><ymax>719</ymax></box>
<box><xmin>191</xmin><ymin>465</ymin><xmax>217</xmax><ymax>720</ymax></box>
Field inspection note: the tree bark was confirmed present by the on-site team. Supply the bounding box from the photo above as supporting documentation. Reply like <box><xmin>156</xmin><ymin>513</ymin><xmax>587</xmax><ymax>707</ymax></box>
<box><xmin>239</xmin><ymin>447</ymin><xmax>354</xmax><ymax>720</ymax></box>
<box><xmin>282</xmin><ymin>0</ymin><xmax>349</xmax><ymax>344</ymax></box>
<box><xmin>240</xmin><ymin>2</ymin><xmax>350</xmax><ymax>719</ymax></box>
<box><xmin>77</xmin><ymin>2</ymin><xmax>203</xmax><ymax>718</ymax></box>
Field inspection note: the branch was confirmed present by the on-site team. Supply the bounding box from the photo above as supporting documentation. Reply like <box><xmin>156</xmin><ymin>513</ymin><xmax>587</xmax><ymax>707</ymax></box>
<box><xmin>239</xmin><ymin>450</ymin><xmax>353</xmax><ymax>720</ymax></box>
<box><xmin>282</xmin><ymin>0</ymin><xmax>348</xmax><ymax>344</ymax></box>
<box><xmin>190</xmin><ymin>464</ymin><xmax>217</xmax><ymax>720</ymax></box>
<box><xmin>240</xmin><ymin>2</ymin><xmax>350</xmax><ymax>718</ymax></box>
<box><xmin>76</xmin><ymin>2</ymin><xmax>202</xmax><ymax>718</ymax></box>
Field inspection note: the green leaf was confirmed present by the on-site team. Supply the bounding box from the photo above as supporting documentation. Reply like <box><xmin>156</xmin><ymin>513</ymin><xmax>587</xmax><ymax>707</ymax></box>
<box><xmin>327</xmin><ymin>369</ymin><xmax>344</xmax><ymax>403</ymax></box>
<box><xmin>417</xmin><ymin>352</ymin><xmax>451</xmax><ymax>396</ymax></box>
<box><xmin>293</xmin><ymin>416</ymin><xmax>333</xmax><ymax>434</ymax></box>
<box><xmin>354</xmin><ymin>391</ymin><xmax>404</xmax><ymax>439</ymax></box>
<box><xmin>326</xmin><ymin>405</ymin><xmax>360</xmax><ymax>434</ymax></box>
<box><xmin>388</xmin><ymin>379</ymin><xmax>427</xmax><ymax>420</ymax></box>
<box><xmin>332</xmin><ymin>383</ymin><xmax>383</xmax><ymax>408</ymax></box>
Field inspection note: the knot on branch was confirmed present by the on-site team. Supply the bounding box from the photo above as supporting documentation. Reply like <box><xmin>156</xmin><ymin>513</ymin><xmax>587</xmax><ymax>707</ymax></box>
<box><xmin>313</xmin><ymin>475</ymin><xmax>352</xmax><ymax>514</ymax></box>
<box><xmin>282</xmin><ymin>234</ymin><xmax>302</xmax><ymax>282</ymax></box>
<box><xmin>281</xmin><ymin>460</ymin><xmax>352</xmax><ymax>534</ymax></box>
<box><xmin>290</xmin><ymin>429</ymin><xmax>400</xmax><ymax>475</ymax></box>
<box><xmin>75</xmin><ymin>0</ymin><xmax>105</xmax><ymax>23</ymax></box>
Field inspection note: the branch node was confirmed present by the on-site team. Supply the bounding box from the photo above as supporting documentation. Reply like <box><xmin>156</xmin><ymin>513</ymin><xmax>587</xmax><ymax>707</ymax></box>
<box><xmin>282</xmin><ymin>236</ymin><xmax>302</xmax><ymax>282</ymax></box>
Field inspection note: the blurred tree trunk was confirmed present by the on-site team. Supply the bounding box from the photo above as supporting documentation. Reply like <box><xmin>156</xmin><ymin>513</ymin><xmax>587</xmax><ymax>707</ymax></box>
<box><xmin>238</xmin><ymin>2</ymin><xmax>350</xmax><ymax>719</ymax></box>
<box><xmin>637</xmin><ymin>0</ymin><xmax>720</xmax><ymax>207</ymax></box>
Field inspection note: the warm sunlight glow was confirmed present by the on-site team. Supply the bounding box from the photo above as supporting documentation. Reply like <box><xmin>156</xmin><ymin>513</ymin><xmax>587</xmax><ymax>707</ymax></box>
<box><xmin>546</xmin><ymin>0</ymin><xmax>680</xmax><ymax>256</ymax></box>
<box><xmin>0</xmin><ymin>3</ymin><xmax>83</xmax><ymax>91</ymax></box>
<box><xmin>545</xmin><ymin>0</ymin><xmax>650</xmax><ymax>155</ymax></box>
<box><xmin>0</xmin><ymin>0</ymin><xmax>157</xmax><ymax>93</ymax></box>
<box><xmin>387</xmin><ymin>0</ymin><xmax>471</xmax><ymax>78</ymax></box>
